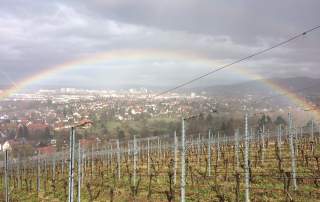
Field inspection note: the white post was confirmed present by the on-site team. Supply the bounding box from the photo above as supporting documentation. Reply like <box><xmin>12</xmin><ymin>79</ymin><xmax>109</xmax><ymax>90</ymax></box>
<box><xmin>197</xmin><ymin>133</ymin><xmax>201</xmax><ymax>164</ymax></box>
<box><xmin>62</xmin><ymin>157</ymin><xmax>64</xmax><ymax>177</ymax></box>
<box><xmin>157</xmin><ymin>137</ymin><xmax>160</xmax><ymax>158</ymax></box>
<box><xmin>147</xmin><ymin>137</ymin><xmax>150</xmax><ymax>176</ymax></box>
<box><xmin>37</xmin><ymin>154</ymin><xmax>40</xmax><ymax>194</ymax></box>
<box><xmin>311</xmin><ymin>119</ymin><xmax>315</xmax><ymax>154</ymax></box>
<box><xmin>174</xmin><ymin>131</ymin><xmax>178</xmax><ymax>185</ymax></box>
<box><xmin>181</xmin><ymin>118</ymin><xmax>186</xmax><ymax>202</ymax></box>
<box><xmin>277</xmin><ymin>125</ymin><xmax>282</xmax><ymax>157</ymax></box>
<box><xmin>52</xmin><ymin>155</ymin><xmax>56</xmax><ymax>181</ymax></box>
<box><xmin>288</xmin><ymin>113</ymin><xmax>297</xmax><ymax>190</ymax></box>
<box><xmin>217</xmin><ymin>131</ymin><xmax>220</xmax><ymax>161</ymax></box>
<box><xmin>137</xmin><ymin>139</ymin><xmax>140</xmax><ymax>163</ymax></box>
<box><xmin>78</xmin><ymin>142</ymin><xmax>81</xmax><ymax>202</ymax></box>
<box><xmin>17</xmin><ymin>154</ymin><xmax>21</xmax><ymax>189</ymax></box>
<box><xmin>294</xmin><ymin>128</ymin><xmax>298</xmax><ymax>155</ymax></box>
<box><xmin>235</xmin><ymin>129</ymin><xmax>240</xmax><ymax>170</ymax></box>
<box><xmin>319</xmin><ymin>123</ymin><xmax>320</xmax><ymax>139</ymax></box>
<box><xmin>110</xmin><ymin>144</ymin><xmax>113</xmax><ymax>167</ymax></box>
<box><xmin>261</xmin><ymin>125</ymin><xmax>265</xmax><ymax>164</ymax></box>
<box><xmin>4</xmin><ymin>150</ymin><xmax>8</xmax><ymax>202</ymax></box>
<box><xmin>117</xmin><ymin>140</ymin><xmax>121</xmax><ymax>180</ymax></box>
<box><xmin>311</xmin><ymin>119</ymin><xmax>314</xmax><ymax>140</ymax></box>
<box><xmin>244</xmin><ymin>113</ymin><xmax>250</xmax><ymax>202</ymax></box>
<box><xmin>128</xmin><ymin>142</ymin><xmax>130</xmax><ymax>156</ymax></box>
<box><xmin>68</xmin><ymin>127</ymin><xmax>75</xmax><ymax>202</ymax></box>
<box><xmin>91</xmin><ymin>144</ymin><xmax>94</xmax><ymax>174</ymax></box>
<box><xmin>133</xmin><ymin>136</ymin><xmax>137</xmax><ymax>187</ymax></box>
<box><xmin>279</xmin><ymin>124</ymin><xmax>282</xmax><ymax>144</ymax></box>
<box><xmin>208</xmin><ymin>130</ymin><xmax>211</xmax><ymax>177</ymax></box>
<box><xmin>159</xmin><ymin>139</ymin><xmax>162</xmax><ymax>159</ymax></box>
<box><xmin>81</xmin><ymin>152</ymin><xmax>85</xmax><ymax>185</ymax></box>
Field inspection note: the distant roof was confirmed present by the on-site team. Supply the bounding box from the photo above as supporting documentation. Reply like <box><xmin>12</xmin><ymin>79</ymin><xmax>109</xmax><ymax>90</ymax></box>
<box><xmin>37</xmin><ymin>145</ymin><xmax>56</xmax><ymax>155</ymax></box>
<box><xmin>27</xmin><ymin>123</ymin><xmax>48</xmax><ymax>130</ymax></box>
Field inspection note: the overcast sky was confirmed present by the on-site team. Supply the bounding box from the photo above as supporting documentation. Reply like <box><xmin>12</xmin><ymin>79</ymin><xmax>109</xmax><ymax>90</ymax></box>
<box><xmin>1</xmin><ymin>0</ymin><xmax>320</xmax><ymax>89</ymax></box>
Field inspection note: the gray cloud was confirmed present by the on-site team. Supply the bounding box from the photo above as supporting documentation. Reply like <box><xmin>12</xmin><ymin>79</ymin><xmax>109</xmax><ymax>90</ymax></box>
<box><xmin>0</xmin><ymin>0</ymin><xmax>319</xmax><ymax>88</ymax></box>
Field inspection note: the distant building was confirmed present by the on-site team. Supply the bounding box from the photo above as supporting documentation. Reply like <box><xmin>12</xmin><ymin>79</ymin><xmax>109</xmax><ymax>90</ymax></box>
<box><xmin>2</xmin><ymin>140</ymin><xmax>20</xmax><ymax>151</ymax></box>
<box><xmin>27</xmin><ymin>123</ymin><xmax>50</xmax><ymax>139</ymax></box>
<box><xmin>50</xmin><ymin>139</ymin><xmax>57</xmax><ymax>146</ymax></box>
<box><xmin>79</xmin><ymin>138</ymin><xmax>96</xmax><ymax>149</ymax></box>
<box><xmin>37</xmin><ymin>145</ymin><xmax>56</xmax><ymax>155</ymax></box>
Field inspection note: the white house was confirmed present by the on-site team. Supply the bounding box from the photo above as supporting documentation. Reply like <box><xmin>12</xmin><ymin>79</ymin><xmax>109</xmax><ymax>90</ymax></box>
<box><xmin>2</xmin><ymin>140</ymin><xmax>18</xmax><ymax>151</ymax></box>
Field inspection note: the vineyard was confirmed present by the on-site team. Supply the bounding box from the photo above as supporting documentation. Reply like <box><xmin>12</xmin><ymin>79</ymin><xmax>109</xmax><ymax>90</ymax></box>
<box><xmin>1</xmin><ymin>114</ymin><xmax>320</xmax><ymax>202</ymax></box>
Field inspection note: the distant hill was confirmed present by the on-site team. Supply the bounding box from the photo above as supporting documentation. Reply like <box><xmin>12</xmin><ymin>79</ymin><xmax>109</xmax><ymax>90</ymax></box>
<box><xmin>195</xmin><ymin>77</ymin><xmax>320</xmax><ymax>97</ymax></box>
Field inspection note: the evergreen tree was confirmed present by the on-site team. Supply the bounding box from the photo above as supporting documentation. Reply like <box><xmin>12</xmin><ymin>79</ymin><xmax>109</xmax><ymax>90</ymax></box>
<box><xmin>274</xmin><ymin>115</ymin><xmax>287</xmax><ymax>126</ymax></box>
<box><xmin>258</xmin><ymin>114</ymin><xmax>273</xmax><ymax>129</ymax></box>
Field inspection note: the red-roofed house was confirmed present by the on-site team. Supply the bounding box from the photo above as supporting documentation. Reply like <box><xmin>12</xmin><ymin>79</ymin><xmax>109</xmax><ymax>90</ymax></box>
<box><xmin>27</xmin><ymin>123</ymin><xmax>50</xmax><ymax>139</ymax></box>
<box><xmin>27</xmin><ymin>123</ymin><xmax>48</xmax><ymax>131</ymax></box>
<box><xmin>79</xmin><ymin>138</ymin><xmax>96</xmax><ymax>149</ymax></box>
<box><xmin>37</xmin><ymin>145</ymin><xmax>56</xmax><ymax>155</ymax></box>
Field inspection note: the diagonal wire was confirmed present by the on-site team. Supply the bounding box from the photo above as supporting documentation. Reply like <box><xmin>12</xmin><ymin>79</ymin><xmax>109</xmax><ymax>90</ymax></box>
<box><xmin>155</xmin><ymin>25</ymin><xmax>320</xmax><ymax>97</ymax></box>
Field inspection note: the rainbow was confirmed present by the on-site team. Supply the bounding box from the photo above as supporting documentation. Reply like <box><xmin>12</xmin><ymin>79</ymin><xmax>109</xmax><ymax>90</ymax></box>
<box><xmin>239</xmin><ymin>68</ymin><xmax>320</xmax><ymax>119</ymax></box>
<box><xmin>1</xmin><ymin>48</ymin><xmax>319</xmax><ymax>119</ymax></box>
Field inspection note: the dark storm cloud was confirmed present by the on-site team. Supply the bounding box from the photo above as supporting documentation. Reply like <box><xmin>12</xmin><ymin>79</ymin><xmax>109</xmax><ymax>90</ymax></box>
<box><xmin>71</xmin><ymin>0</ymin><xmax>320</xmax><ymax>43</ymax></box>
<box><xmin>0</xmin><ymin>0</ymin><xmax>319</xmax><ymax>87</ymax></box>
